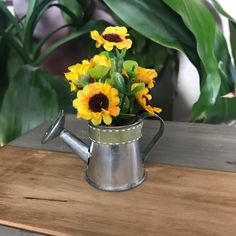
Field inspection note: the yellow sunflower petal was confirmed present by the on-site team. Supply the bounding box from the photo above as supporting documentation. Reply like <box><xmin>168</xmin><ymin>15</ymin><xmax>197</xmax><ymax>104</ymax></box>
<box><xmin>135</xmin><ymin>66</ymin><xmax>157</xmax><ymax>87</ymax></box>
<box><xmin>95</xmin><ymin>41</ymin><xmax>102</xmax><ymax>48</ymax></box>
<box><xmin>64</xmin><ymin>71</ymin><xmax>76</xmax><ymax>81</ymax></box>
<box><xmin>90</xmin><ymin>30</ymin><xmax>100</xmax><ymax>40</ymax></box>
<box><xmin>103</xmin><ymin>26</ymin><xmax>128</xmax><ymax>37</ymax></box>
<box><xmin>109</xmin><ymin>107</ymin><xmax>120</xmax><ymax>117</ymax></box>
<box><xmin>70</xmin><ymin>83</ymin><xmax>77</xmax><ymax>92</ymax></box>
<box><xmin>103</xmin><ymin>114</ymin><xmax>112</xmax><ymax>125</ymax></box>
<box><xmin>91</xmin><ymin>115</ymin><xmax>102</xmax><ymax>126</ymax></box>
<box><xmin>103</xmin><ymin>43</ymin><xmax>114</xmax><ymax>51</ymax></box>
<box><xmin>153</xmin><ymin>107</ymin><xmax>162</xmax><ymax>113</ymax></box>
<box><xmin>90</xmin><ymin>55</ymin><xmax>111</xmax><ymax>68</ymax></box>
<box><xmin>68</xmin><ymin>64</ymin><xmax>77</xmax><ymax>72</ymax></box>
<box><xmin>116</xmin><ymin>39</ymin><xmax>132</xmax><ymax>50</ymax></box>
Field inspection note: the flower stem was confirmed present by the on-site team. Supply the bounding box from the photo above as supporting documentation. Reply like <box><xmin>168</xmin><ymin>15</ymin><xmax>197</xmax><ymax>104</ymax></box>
<box><xmin>120</xmin><ymin>94</ymin><xmax>127</xmax><ymax>112</ymax></box>
<box><xmin>115</xmin><ymin>48</ymin><xmax>121</xmax><ymax>58</ymax></box>
<box><xmin>115</xmin><ymin>48</ymin><xmax>125</xmax><ymax>73</ymax></box>
<box><xmin>111</xmin><ymin>58</ymin><xmax>116</xmax><ymax>73</ymax></box>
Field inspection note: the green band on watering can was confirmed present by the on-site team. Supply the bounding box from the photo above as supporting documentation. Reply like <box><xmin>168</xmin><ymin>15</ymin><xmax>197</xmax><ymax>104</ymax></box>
<box><xmin>88</xmin><ymin>120</ymin><xmax>143</xmax><ymax>145</ymax></box>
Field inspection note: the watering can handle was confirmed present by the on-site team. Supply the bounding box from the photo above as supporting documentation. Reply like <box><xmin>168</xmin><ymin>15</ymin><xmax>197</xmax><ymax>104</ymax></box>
<box><xmin>140</xmin><ymin>112</ymin><xmax>165</xmax><ymax>162</ymax></box>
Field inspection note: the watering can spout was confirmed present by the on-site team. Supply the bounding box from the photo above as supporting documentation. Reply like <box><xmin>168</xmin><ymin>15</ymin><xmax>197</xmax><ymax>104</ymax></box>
<box><xmin>41</xmin><ymin>110</ymin><xmax>90</xmax><ymax>163</ymax></box>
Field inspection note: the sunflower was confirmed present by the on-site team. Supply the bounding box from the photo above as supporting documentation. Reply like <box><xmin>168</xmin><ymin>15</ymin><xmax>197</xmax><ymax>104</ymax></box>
<box><xmin>132</xmin><ymin>84</ymin><xmax>162</xmax><ymax>115</ymax></box>
<box><xmin>64</xmin><ymin>60</ymin><xmax>90</xmax><ymax>92</ymax></box>
<box><xmin>90</xmin><ymin>26</ymin><xmax>132</xmax><ymax>51</ymax></box>
<box><xmin>73</xmin><ymin>82</ymin><xmax>120</xmax><ymax>125</ymax></box>
<box><xmin>134</xmin><ymin>66</ymin><xmax>157</xmax><ymax>89</ymax></box>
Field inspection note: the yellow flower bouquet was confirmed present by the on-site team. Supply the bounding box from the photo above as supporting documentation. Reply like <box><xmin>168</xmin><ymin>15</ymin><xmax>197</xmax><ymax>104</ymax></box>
<box><xmin>64</xmin><ymin>26</ymin><xmax>162</xmax><ymax>126</ymax></box>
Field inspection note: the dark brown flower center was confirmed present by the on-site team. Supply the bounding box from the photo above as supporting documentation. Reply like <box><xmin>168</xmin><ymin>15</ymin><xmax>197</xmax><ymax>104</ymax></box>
<box><xmin>89</xmin><ymin>92</ymin><xmax>109</xmax><ymax>112</ymax></box>
<box><xmin>102</xmin><ymin>33</ymin><xmax>123</xmax><ymax>42</ymax></box>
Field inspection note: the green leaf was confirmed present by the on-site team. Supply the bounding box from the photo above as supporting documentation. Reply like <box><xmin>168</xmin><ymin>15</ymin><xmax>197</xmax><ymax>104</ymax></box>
<box><xmin>0</xmin><ymin>27</ymin><xmax>29</xmax><ymax>63</ymax></box>
<box><xmin>146</xmin><ymin>41</ymin><xmax>169</xmax><ymax>71</ymax></box>
<box><xmin>163</xmin><ymin>0</ymin><xmax>222</xmax><ymax>121</ymax></box>
<box><xmin>24</xmin><ymin>0</ymin><xmax>37</xmax><ymax>31</ymax></box>
<box><xmin>113</xmin><ymin>72</ymin><xmax>125</xmax><ymax>93</ymax></box>
<box><xmin>0</xmin><ymin>28</ymin><xmax>9</xmax><ymax>88</ymax></box>
<box><xmin>58</xmin><ymin>0</ymin><xmax>84</xmax><ymax>24</ymax></box>
<box><xmin>104</xmin><ymin>0</ymin><xmax>199</xmax><ymax>67</ymax></box>
<box><xmin>78</xmin><ymin>0</ymin><xmax>91</xmax><ymax>12</ymax></box>
<box><xmin>118</xmin><ymin>94</ymin><xmax>130</xmax><ymax>113</ymax></box>
<box><xmin>123</xmin><ymin>60</ymin><xmax>138</xmax><ymax>77</ymax></box>
<box><xmin>204</xmin><ymin>93</ymin><xmax>236</xmax><ymax>123</ymax></box>
<box><xmin>23</xmin><ymin>0</ymin><xmax>52</xmax><ymax>53</ymax></box>
<box><xmin>104</xmin><ymin>0</ymin><xmax>236</xmax><ymax>123</ymax></box>
<box><xmin>51</xmin><ymin>75</ymin><xmax>74</xmax><ymax>113</ymax></box>
<box><xmin>34</xmin><ymin>20</ymin><xmax>108</xmax><ymax>65</ymax></box>
<box><xmin>88</xmin><ymin>65</ymin><xmax>110</xmax><ymax>80</ymax></box>
<box><xmin>203</xmin><ymin>27</ymin><xmax>236</xmax><ymax>122</ymax></box>
<box><xmin>229</xmin><ymin>21</ymin><xmax>236</xmax><ymax>68</ymax></box>
<box><xmin>0</xmin><ymin>1</ymin><xmax>22</xmax><ymax>39</ymax></box>
<box><xmin>211</xmin><ymin>0</ymin><xmax>236</xmax><ymax>23</ymax></box>
<box><xmin>7</xmin><ymin>48</ymin><xmax>24</xmax><ymax>81</ymax></box>
<box><xmin>130</xmin><ymin>29</ymin><xmax>146</xmax><ymax>53</ymax></box>
<box><xmin>0</xmin><ymin>65</ymin><xmax>58</xmax><ymax>144</ymax></box>
<box><xmin>33</xmin><ymin>24</ymin><xmax>72</xmax><ymax>59</ymax></box>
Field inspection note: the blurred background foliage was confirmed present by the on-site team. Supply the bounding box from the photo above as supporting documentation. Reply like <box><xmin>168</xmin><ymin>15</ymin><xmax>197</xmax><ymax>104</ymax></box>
<box><xmin>0</xmin><ymin>0</ymin><xmax>236</xmax><ymax>145</ymax></box>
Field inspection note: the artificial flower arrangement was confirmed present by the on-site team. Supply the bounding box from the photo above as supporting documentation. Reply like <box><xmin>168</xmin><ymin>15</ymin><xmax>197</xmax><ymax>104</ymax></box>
<box><xmin>64</xmin><ymin>26</ymin><xmax>162</xmax><ymax>126</ymax></box>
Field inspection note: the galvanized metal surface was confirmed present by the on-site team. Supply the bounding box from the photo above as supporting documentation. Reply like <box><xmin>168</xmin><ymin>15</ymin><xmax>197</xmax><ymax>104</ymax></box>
<box><xmin>40</xmin><ymin>112</ymin><xmax>164</xmax><ymax>191</ymax></box>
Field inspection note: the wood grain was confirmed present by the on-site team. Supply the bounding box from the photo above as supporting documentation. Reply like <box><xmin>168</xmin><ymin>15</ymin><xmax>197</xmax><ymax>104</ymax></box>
<box><xmin>1</xmin><ymin>146</ymin><xmax>236</xmax><ymax>236</ymax></box>
<box><xmin>9</xmin><ymin>115</ymin><xmax>236</xmax><ymax>172</ymax></box>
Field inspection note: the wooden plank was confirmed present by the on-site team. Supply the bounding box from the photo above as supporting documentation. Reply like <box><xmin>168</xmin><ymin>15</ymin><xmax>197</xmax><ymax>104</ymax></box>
<box><xmin>1</xmin><ymin>146</ymin><xmax>236</xmax><ymax>236</ymax></box>
<box><xmin>9</xmin><ymin>115</ymin><xmax>236</xmax><ymax>172</ymax></box>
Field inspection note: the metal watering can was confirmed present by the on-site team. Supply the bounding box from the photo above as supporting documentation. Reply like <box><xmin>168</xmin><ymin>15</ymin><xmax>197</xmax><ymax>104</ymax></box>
<box><xmin>42</xmin><ymin>110</ymin><xmax>164</xmax><ymax>191</ymax></box>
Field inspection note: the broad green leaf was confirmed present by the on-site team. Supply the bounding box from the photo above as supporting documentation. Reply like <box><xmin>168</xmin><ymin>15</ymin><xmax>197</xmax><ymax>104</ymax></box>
<box><xmin>164</xmin><ymin>0</ymin><xmax>222</xmax><ymax>121</ymax></box>
<box><xmin>203</xmin><ymin>27</ymin><xmax>236</xmax><ymax>122</ymax></box>
<box><xmin>0</xmin><ymin>65</ymin><xmax>58</xmax><ymax>144</ymax></box>
<box><xmin>104</xmin><ymin>0</ymin><xmax>199</xmax><ymax>67</ymax></box>
<box><xmin>0</xmin><ymin>29</ymin><xmax>9</xmax><ymax>87</ymax></box>
<box><xmin>0</xmin><ymin>87</ymin><xmax>6</xmax><ymax>109</ymax></box>
<box><xmin>7</xmin><ymin>48</ymin><xmax>24</xmax><ymax>81</ymax></box>
<box><xmin>52</xmin><ymin>75</ymin><xmax>74</xmax><ymax>113</ymax></box>
<box><xmin>204</xmin><ymin>91</ymin><xmax>236</xmax><ymax>123</ymax></box>
<box><xmin>129</xmin><ymin>29</ymin><xmax>146</xmax><ymax>54</ymax></box>
<box><xmin>229</xmin><ymin>22</ymin><xmax>236</xmax><ymax>68</ymax></box>
<box><xmin>211</xmin><ymin>0</ymin><xmax>236</xmax><ymax>23</ymax></box>
<box><xmin>146</xmin><ymin>41</ymin><xmax>169</xmax><ymax>71</ymax></box>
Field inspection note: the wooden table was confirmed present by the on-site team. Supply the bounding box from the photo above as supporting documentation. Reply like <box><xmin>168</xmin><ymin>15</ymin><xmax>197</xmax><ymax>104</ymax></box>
<box><xmin>1</xmin><ymin>115</ymin><xmax>236</xmax><ymax>235</ymax></box>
